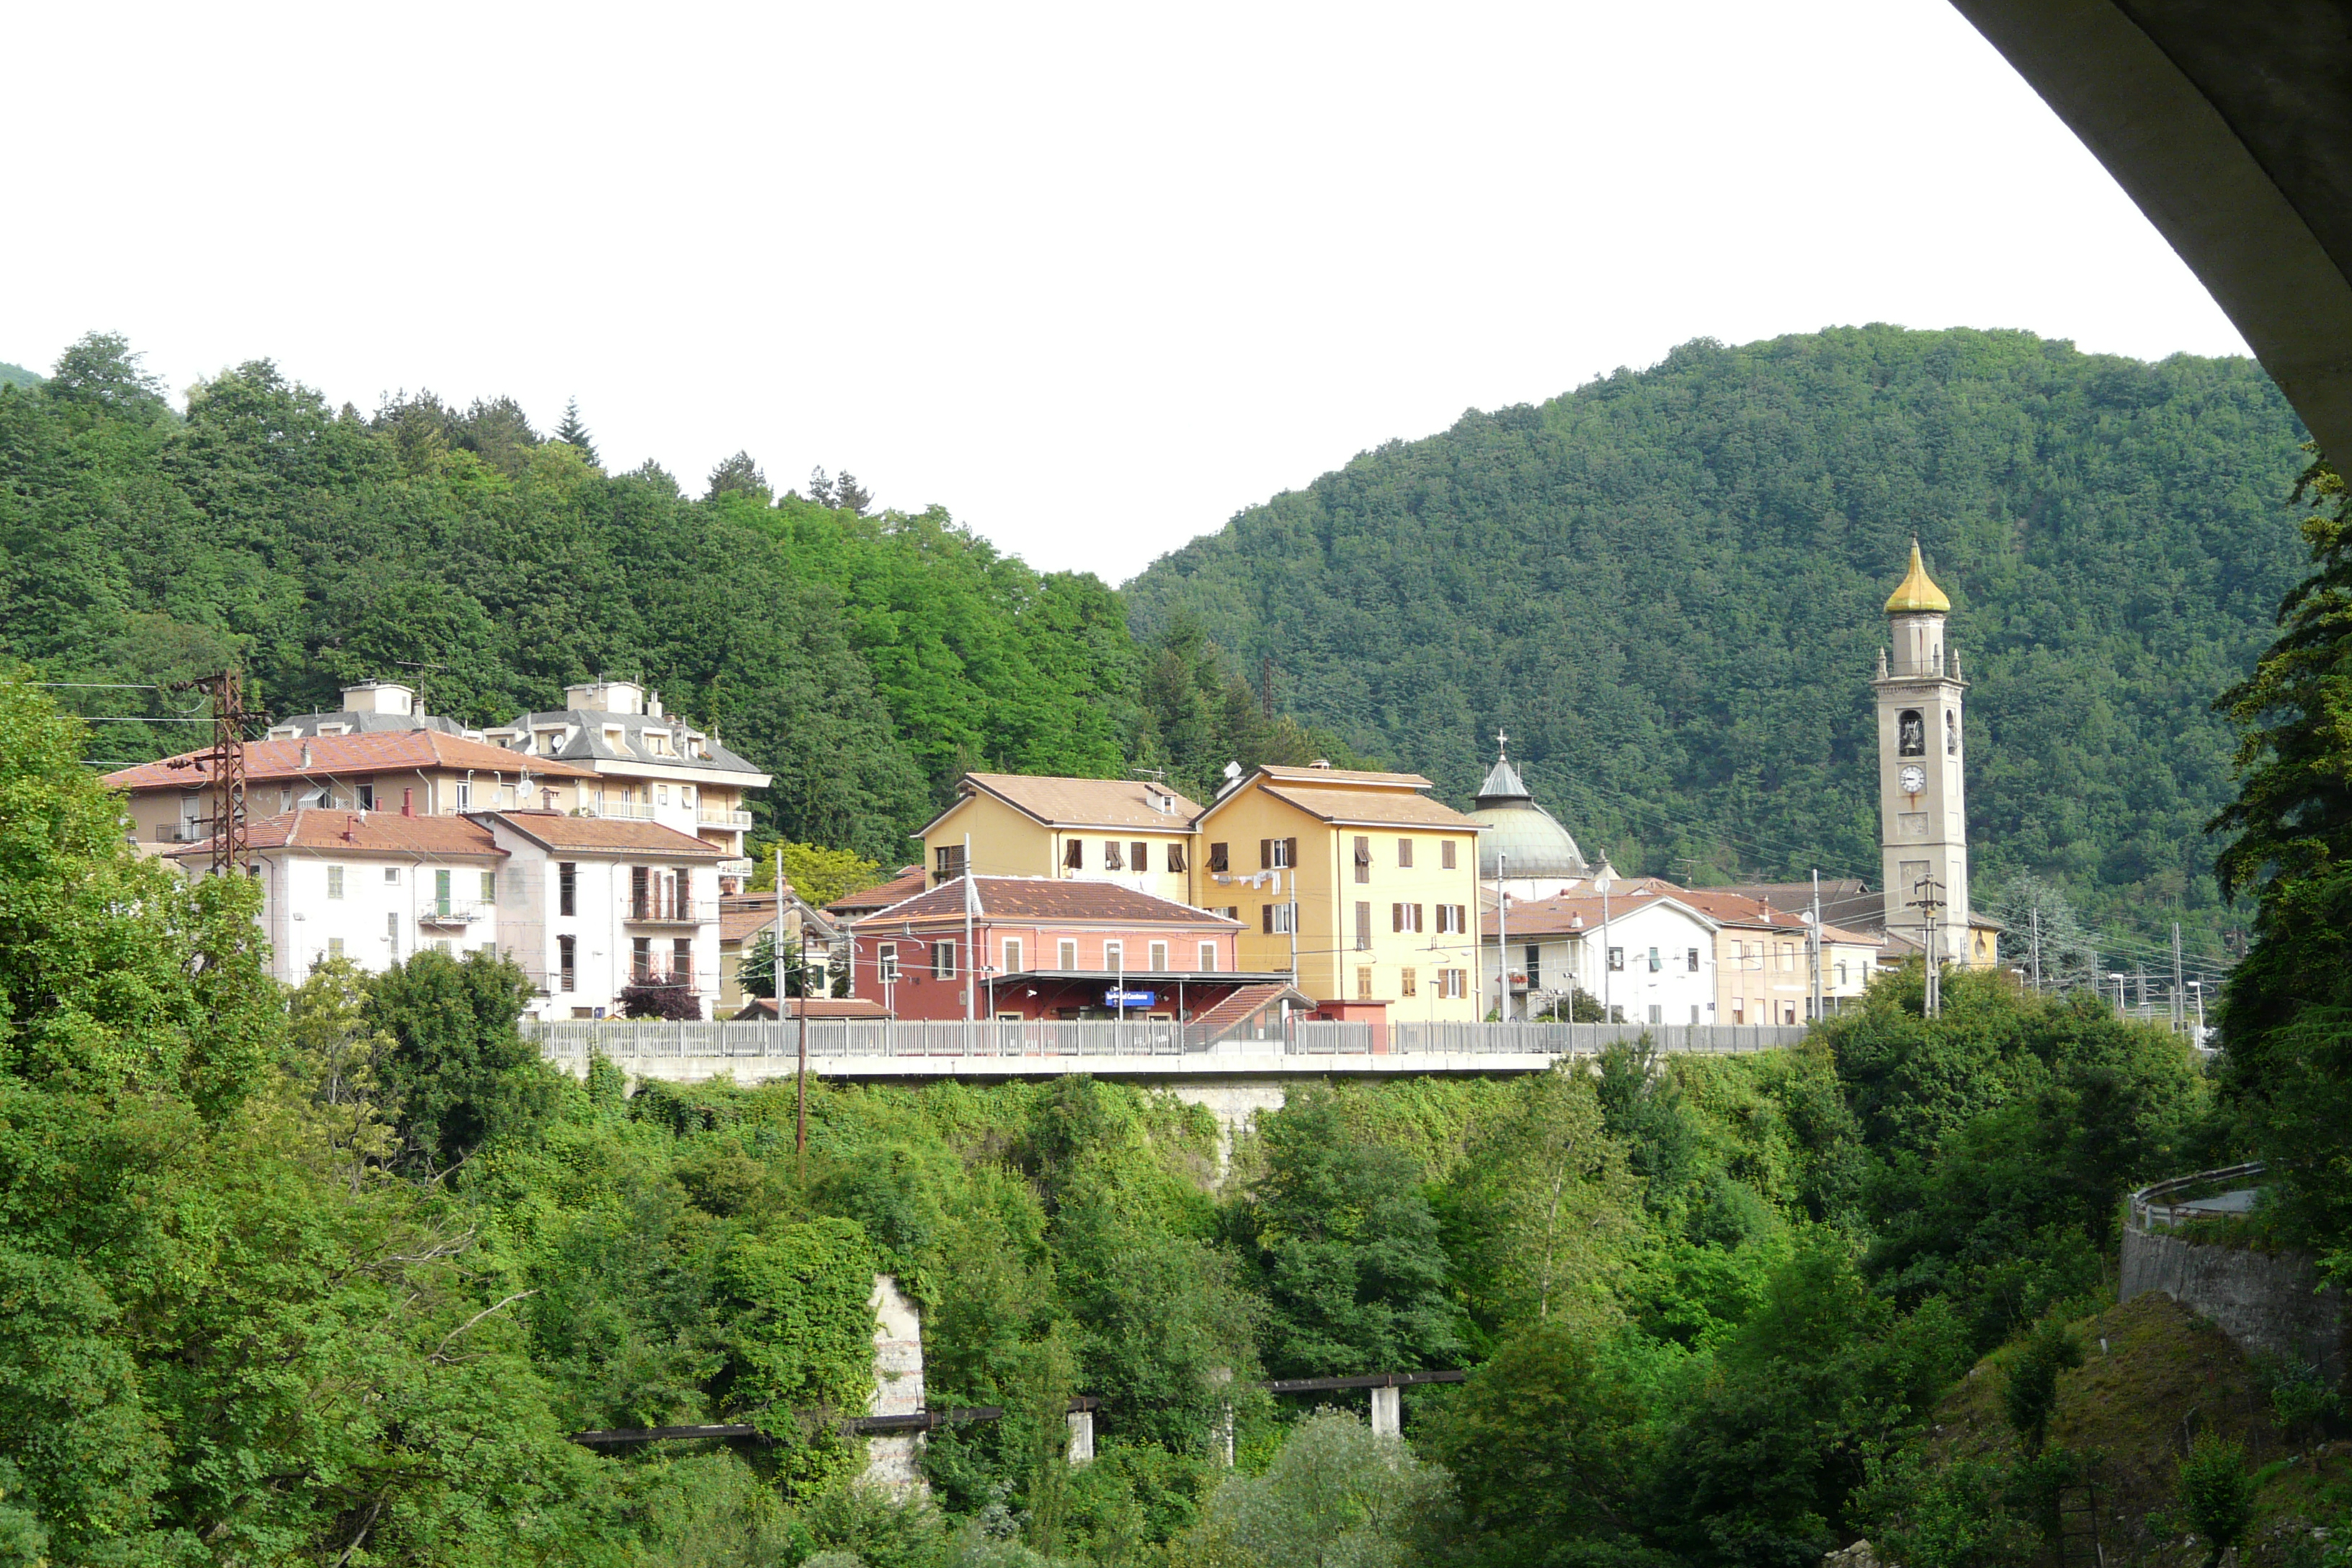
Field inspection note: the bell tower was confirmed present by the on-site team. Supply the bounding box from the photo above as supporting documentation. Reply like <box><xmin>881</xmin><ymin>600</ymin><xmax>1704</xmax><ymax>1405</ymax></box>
<box><xmin>1874</xmin><ymin>540</ymin><xmax>1972</xmax><ymax>966</ymax></box>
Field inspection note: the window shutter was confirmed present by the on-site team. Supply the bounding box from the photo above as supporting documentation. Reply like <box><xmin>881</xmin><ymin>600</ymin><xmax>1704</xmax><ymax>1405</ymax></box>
<box><xmin>1284</xmin><ymin>837</ymin><xmax>1298</xmax><ymax>869</ymax></box>
<box><xmin>1132</xmin><ymin>841</ymin><xmax>1148</xmax><ymax>870</ymax></box>
<box><xmin>1414</xmin><ymin>903</ymin><xmax>1425</xmax><ymax>932</ymax></box>
<box><xmin>1064</xmin><ymin>839</ymin><xmax>1083</xmax><ymax>870</ymax></box>
<box><xmin>1210</xmin><ymin>842</ymin><xmax>1228</xmax><ymax>873</ymax></box>
<box><xmin>1391</xmin><ymin>903</ymin><xmax>1402</xmax><ymax>933</ymax></box>
<box><xmin>1354</xmin><ymin>836</ymin><xmax>1371</xmax><ymax>866</ymax></box>
<box><xmin>1259</xmin><ymin>839</ymin><xmax>1272</xmax><ymax>870</ymax></box>
<box><xmin>1169</xmin><ymin>842</ymin><xmax>1187</xmax><ymax>872</ymax></box>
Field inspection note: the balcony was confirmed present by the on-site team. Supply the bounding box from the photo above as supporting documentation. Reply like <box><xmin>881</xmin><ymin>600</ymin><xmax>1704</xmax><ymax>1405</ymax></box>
<box><xmin>418</xmin><ymin>901</ymin><xmax>487</xmax><ymax>927</ymax></box>
<box><xmin>625</xmin><ymin>899</ymin><xmax>718</xmax><ymax>927</ymax></box>
<box><xmin>579</xmin><ymin>801</ymin><xmax>660</xmax><ymax>821</ymax></box>
<box><xmin>155</xmin><ymin>822</ymin><xmax>205</xmax><ymax>844</ymax></box>
<box><xmin>698</xmin><ymin>808</ymin><xmax>754</xmax><ymax>829</ymax></box>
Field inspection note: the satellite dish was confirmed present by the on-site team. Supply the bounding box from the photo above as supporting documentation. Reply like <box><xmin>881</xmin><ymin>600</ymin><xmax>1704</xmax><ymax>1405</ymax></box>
<box><xmin>1221</xmin><ymin>761</ymin><xmax>1242</xmax><ymax>782</ymax></box>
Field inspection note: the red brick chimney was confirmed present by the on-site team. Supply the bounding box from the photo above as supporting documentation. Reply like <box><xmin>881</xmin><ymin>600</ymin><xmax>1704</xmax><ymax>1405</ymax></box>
<box><xmin>401</xmin><ymin>787</ymin><xmax>414</xmax><ymax>818</ymax></box>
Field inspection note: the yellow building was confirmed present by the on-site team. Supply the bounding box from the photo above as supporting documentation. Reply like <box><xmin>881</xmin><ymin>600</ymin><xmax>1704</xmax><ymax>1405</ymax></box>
<box><xmin>1193</xmin><ymin>765</ymin><xmax>1484</xmax><ymax>1018</ymax></box>
<box><xmin>918</xmin><ymin>773</ymin><xmax>1203</xmax><ymax>905</ymax></box>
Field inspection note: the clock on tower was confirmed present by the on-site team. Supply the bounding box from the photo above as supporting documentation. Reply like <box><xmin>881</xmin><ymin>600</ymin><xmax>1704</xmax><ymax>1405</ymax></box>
<box><xmin>1875</xmin><ymin>540</ymin><xmax>1972</xmax><ymax>966</ymax></box>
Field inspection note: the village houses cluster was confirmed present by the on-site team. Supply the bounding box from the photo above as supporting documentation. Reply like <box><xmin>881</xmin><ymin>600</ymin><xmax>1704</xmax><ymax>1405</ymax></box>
<box><xmin>110</xmin><ymin>547</ymin><xmax>1999</xmax><ymax>1041</ymax></box>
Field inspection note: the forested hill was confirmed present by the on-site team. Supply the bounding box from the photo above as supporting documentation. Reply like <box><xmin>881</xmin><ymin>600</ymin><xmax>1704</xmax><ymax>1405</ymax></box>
<box><xmin>0</xmin><ymin>336</ymin><xmax>1357</xmax><ymax>863</ymax></box>
<box><xmin>1126</xmin><ymin>325</ymin><xmax>2310</xmax><ymax>945</ymax></box>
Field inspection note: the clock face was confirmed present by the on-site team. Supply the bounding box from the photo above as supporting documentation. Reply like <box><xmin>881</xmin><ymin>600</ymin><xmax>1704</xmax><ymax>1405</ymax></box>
<box><xmin>1900</xmin><ymin>765</ymin><xmax>1927</xmax><ymax>795</ymax></box>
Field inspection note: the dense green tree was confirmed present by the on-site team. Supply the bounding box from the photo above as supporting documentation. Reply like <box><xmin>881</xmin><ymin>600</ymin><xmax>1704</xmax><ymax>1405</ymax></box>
<box><xmin>1177</xmin><ymin>1409</ymin><xmax>1453</xmax><ymax>1568</ymax></box>
<box><xmin>0</xmin><ymin>672</ymin><xmax>275</xmax><ymax>1116</ymax></box>
<box><xmin>1231</xmin><ymin>1085</ymin><xmax>1463</xmax><ymax>1377</ymax></box>
<box><xmin>2209</xmin><ymin>454</ymin><xmax>2352</xmax><ymax>1257</ymax></box>
<box><xmin>365</xmin><ymin>947</ymin><xmax>559</xmax><ymax>1171</ymax></box>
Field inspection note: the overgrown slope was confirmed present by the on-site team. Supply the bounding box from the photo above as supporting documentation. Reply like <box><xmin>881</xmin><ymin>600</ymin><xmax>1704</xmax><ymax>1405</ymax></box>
<box><xmin>1127</xmin><ymin>325</ymin><xmax>2310</xmax><ymax>951</ymax></box>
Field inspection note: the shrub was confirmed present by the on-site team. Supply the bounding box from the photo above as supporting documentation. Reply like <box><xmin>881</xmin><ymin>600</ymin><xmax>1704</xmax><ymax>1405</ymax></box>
<box><xmin>2176</xmin><ymin>1434</ymin><xmax>2255</xmax><ymax>1568</ymax></box>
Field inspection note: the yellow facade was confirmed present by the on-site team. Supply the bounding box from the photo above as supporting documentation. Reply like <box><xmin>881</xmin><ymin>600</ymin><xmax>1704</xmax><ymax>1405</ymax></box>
<box><xmin>1194</xmin><ymin>770</ymin><xmax>1484</xmax><ymax>1020</ymax></box>
<box><xmin>919</xmin><ymin>783</ymin><xmax>1198</xmax><ymax>906</ymax></box>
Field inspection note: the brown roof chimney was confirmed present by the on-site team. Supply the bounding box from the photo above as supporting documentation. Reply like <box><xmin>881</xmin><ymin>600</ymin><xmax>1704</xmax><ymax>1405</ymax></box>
<box><xmin>401</xmin><ymin>787</ymin><xmax>414</xmax><ymax>818</ymax></box>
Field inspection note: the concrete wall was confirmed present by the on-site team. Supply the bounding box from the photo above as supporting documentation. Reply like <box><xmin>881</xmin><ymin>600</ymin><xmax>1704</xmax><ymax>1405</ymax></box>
<box><xmin>2121</xmin><ymin>1225</ymin><xmax>2347</xmax><ymax>1384</ymax></box>
<box><xmin>863</xmin><ymin>1274</ymin><xmax>927</xmax><ymax>1494</ymax></box>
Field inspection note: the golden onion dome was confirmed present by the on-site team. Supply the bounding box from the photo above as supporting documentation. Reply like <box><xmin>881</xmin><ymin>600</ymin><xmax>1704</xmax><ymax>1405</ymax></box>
<box><xmin>1884</xmin><ymin>538</ymin><xmax>1951</xmax><ymax>615</ymax></box>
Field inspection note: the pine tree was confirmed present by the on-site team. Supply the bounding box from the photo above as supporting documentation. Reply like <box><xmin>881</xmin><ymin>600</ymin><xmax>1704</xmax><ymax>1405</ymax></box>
<box><xmin>833</xmin><ymin>471</ymin><xmax>873</xmax><ymax>514</ymax></box>
<box><xmin>806</xmin><ymin>466</ymin><xmax>836</xmax><ymax>507</ymax></box>
<box><xmin>553</xmin><ymin>397</ymin><xmax>598</xmax><ymax>465</ymax></box>
<box><xmin>705</xmin><ymin>450</ymin><xmax>768</xmax><ymax>502</ymax></box>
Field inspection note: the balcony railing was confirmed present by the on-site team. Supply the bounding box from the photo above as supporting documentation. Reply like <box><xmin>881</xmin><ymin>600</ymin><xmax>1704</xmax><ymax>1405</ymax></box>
<box><xmin>155</xmin><ymin>822</ymin><xmax>205</xmax><ymax>843</ymax></box>
<box><xmin>579</xmin><ymin>801</ymin><xmax>659</xmax><ymax>821</ymax></box>
<box><xmin>625</xmin><ymin>899</ymin><xmax>718</xmax><ymax>927</ymax></box>
<box><xmin>698</xmin><ymin>808</ymin><xmax>754</xmax><ymax>829</ymax></box>
<box><xmin>417</xmin><ymin>901</ymin><xmax>486</xmax><ymax>927</ymax></box>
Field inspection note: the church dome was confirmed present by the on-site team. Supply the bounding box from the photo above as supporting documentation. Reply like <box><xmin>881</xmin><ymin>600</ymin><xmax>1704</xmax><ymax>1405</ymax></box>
<box><xmin>1466</xmin><ymin>753</ymin><xmax>1589</xmax><ymax>881</ymax></box>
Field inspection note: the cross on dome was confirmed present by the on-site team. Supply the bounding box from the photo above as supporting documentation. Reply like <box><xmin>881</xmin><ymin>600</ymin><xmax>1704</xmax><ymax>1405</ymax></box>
<box><xmin>1495</xmin><ymin>728</ymin><xmax>1509</xmax><ymax>759</ymax></box>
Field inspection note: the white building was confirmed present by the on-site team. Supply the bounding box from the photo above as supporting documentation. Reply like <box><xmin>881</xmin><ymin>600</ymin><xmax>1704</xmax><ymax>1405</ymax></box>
<box><xmin>477</xmin><ymin>811</ymin><xmax>729</xmax><ymax>1020</ymax></box>
<box><xmin>483</xmin><ymin>680</ymin><xmax>770</xmax><ymax>867</ymax></box>
<box><xmin>261</xmin><ymin>677</ymin><xmax>772</xmax><ymax>878</ymax></box>
<box><xmin>171</xmin><ymin>806</ymin><xmax>729</xmax><ymax>1018</ymax></box>
<box><xmin>172</xmin><ymin>809</ymin><xmax>514</xmax><ymax>984</ymax></box>
<box><xmin>1482</xmin><ymin>886</ymin><xmax>1720</xmax><ymax>1025</ymax></box>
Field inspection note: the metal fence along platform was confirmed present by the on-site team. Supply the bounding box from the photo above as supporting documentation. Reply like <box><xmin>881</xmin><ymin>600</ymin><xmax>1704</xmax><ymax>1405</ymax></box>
<box><xmin>522</xmin><ymin>1017</ymin><xmax>1812</xmax><ymax>1082</ymax></box>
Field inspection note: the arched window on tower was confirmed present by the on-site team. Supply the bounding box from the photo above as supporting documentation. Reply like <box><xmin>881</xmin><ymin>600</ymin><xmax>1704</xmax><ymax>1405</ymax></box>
<box><xmin>1946</xmin><ymin>710</ymin><xmax>1959</xmax><ymax>756</ymax></box>
<box><xmin>1898</xmin><ymin>710</ymin><xmax>1925</xmax><ymax>757</ymax></box>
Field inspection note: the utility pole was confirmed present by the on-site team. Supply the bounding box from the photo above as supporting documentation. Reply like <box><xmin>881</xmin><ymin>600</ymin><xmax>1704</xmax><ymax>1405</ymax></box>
<box><xmin>172</xmin><ymin>671</ymin><xmax>251</xmax><ymax>875</ymax></box>
<box><xmin>1600</xmin><ymin>878</ymin><xmax>1613</xmax><ymax>1025</ymax></box>
<box><xmin>779</xmin><ymin>842</ymin><xmax>806</xmax><ymax>1178</ymax></box>
<box><xmin>1907</xmin><ymin>873</ymin><xmax>1946</xmax><ymax>1019</ymax></box>
<box><xmin>1497</xmin><ymin>851</ymin><xmax>1509</xmax><ymax>1023</ymax></box>
<box><xmin>2030</xmin><ymin>906</ymin><xmax>2042</xmax><ymax>994</ymax></box>
<box><xmin>2171</xmin><ymin>924</ymin><xmax>2185</xmax><ymax>1034</ymax></box>
<box><xmin>1809</xmin><ymin>868</ymin><xmax>1822</xmax><ymax>1024</ymax></box>
<box><xmin>963</xmin><ymin>834</ymin><xmax>976</xmax><ymax>1026</ymax></box>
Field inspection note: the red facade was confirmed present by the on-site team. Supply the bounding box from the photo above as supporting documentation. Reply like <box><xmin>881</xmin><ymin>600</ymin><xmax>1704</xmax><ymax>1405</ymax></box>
<box><xmin>848</xmin><ymin>876</ymin><xmax>1283</xmax><ymax>1023</ymax></box>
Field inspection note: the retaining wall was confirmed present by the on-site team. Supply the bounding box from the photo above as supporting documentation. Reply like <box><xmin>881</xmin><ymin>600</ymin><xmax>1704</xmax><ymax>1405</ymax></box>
<box><xmin>2121</xmin><ymin>1223</ymin><xmax>2348</xmax><ymax>1384</ymax></box>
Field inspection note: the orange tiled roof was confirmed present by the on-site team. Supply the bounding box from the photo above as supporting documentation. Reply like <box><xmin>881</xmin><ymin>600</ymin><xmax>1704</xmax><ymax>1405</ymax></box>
<box><xmin>167</xmin><ymin>809</ymin><xmax>505</xmax><ymax>860</ymax></box>
<box><xmin>939</xmin><ymin>772</ymin><xmax>1204</xmax><ymax>831</ymax></box>
<box><xmin>1255</xmin><ymin>765</ymin><xmax>1434</xmax><ymax>788</ymax></box>
<box><xmin>1482</xmin><ymin>884</ymin><xmax>1820</xmax><ymax>939</ymax></box>
<box><xmin>102</xmin><ymin>732</ymin><xmax>591</xmax><ymax>791</ymax></box>
<box><xmin>827</xmin><ymin>866</ymin><xmax>925</xmax><ymax>917</ymax></box>
<box><xmin>1253</xmin><ymin>783</ymin><xmax>1482</xmax><ymax>830</ymax></box>
<box><xmin>855</xmin><ymin>876</ymin><xmax>1242</xmax><ymax>929</ymax></box>
<box><xmin>484</xmin><ymin>811</ymin><xmax>727</xmax><ymax>858</ymax></box>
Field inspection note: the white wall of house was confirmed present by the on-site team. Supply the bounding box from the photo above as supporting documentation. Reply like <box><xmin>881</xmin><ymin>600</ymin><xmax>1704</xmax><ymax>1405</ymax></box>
<box><xmin>254</xmin><ymin>852</ymin><xmax>506</xmax><ymax>984</ymax></box>
<box><xmin>1486</xmin><ymin>899</ymin><xmax>1719</xmax><ymax>1025</ymax></box>
<box><xmin>479</xmin><ymin>827</ymin><xmax>723</xmax><ymax>1020</ymax></box>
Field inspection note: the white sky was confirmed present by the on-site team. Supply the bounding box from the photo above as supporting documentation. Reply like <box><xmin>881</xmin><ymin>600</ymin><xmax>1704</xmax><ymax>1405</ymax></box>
<box><xmin>7</xmin><ymin>1</ymin><xmax>2246</xmax><ymax>584</ymax></box>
